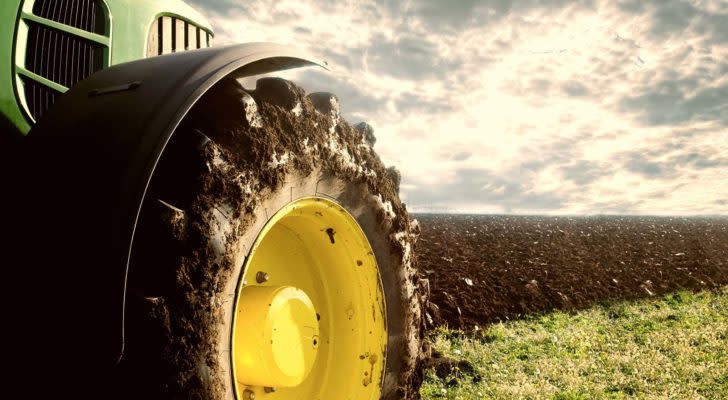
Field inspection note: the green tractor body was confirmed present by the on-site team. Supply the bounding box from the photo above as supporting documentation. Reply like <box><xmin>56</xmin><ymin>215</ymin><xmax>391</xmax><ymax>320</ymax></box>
<box><xmin>2</xmin><ymin>1</ymin><xmax>425</xmax><ymax>398</ymax></box>
<box><xmin>1</xmin><ymin>0</ymin><xmax>213</xmax><ymax>136</ymax></box>
<box><xmin>0</xmin><ymin>0</ymin><xmax>325</xmax><ymax>377</ymax></box>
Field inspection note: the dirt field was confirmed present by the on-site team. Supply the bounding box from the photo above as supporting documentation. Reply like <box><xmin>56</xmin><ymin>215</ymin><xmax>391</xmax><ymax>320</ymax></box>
<box><xmin>415</xmin><ymin>214</ymin><xmax>728</xmax><ymax>329</ymax></box>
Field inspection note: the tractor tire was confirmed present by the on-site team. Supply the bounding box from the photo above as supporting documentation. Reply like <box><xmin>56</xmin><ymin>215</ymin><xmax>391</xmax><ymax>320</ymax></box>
<box><xmin>118</xmin><ymin>77</ymin><xmax>428</xmax><ymax>399</ymax></box>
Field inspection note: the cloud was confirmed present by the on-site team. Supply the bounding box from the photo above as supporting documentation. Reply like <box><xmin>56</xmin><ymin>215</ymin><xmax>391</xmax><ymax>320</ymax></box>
<box><xmin>188</xmin><ymin>0</ymin><xmax>728</xmax><ymax>215</ymax></box>
<box><xmin>619</xmin><ymin>78</ymin><xmax>728</xmax><ymax>126</ymax></box>
<box><xmin>650</xmin><ymin>0</ymin><xmax>699</xmax><ymax>37</ymax></box>
<box><xmin>405</xmin><ymin>168</ymin><xmax>567</xmax><ymax>213</ymax></box>
<box><xmin>295</xmin><ymin>69</ymin><xmax>383</xmax><ymax>117</ymax></box>
<box><xmin>395</xmin><ymin>92</ymin><xmax>456</xmax><ymax>114</ymax></box>
<box><xmin>622</xmin><ymin>151</ymin><xmax>673</xmax><ymax>179</ymax></box>
<box><xmin>365</xmin><ymin>33</ymin><xmax>464</xmax><ymax>80</ymax></box>
<box><xmin>561</xmin><ymin>160</ymin><xmax>612</xmax><ymax>185</ymax></box>
<box><xmin>670</xmin><ymin>152</ymin><xmax>728</xmax><ymax>170</ymax></box>
<box><xmin>562</xmin><ymin>81</ymin><xmax>590</xmax><ymax>97</ymax></box>
<box><xmin>186</xmin><ymin>0</ymin><xmax>238</xmax><ymax>16</ymax></box>
<box><xmin>617</xmin><ymin>0</ymin><xmax>728</xmax><ymax>44</ymax></box>
<box><xmin>451</xmin><ymin>151</ymin><xmax>472</xmax><ymax>162</ymax></box>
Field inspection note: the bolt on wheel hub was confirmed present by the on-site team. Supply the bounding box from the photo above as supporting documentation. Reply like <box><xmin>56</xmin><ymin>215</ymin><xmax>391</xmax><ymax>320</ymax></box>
<box><xmin>233</xmin><ymin>285</ymin><xmax>319</xmax><ymax>387</ymax></box>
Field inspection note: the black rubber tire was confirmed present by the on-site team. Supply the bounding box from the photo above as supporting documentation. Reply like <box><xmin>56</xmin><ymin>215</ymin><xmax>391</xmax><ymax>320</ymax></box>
<box><xmin>117</xmin><ymin>77</ymin><xmax>427</xmax><ymax>399</ymax></box>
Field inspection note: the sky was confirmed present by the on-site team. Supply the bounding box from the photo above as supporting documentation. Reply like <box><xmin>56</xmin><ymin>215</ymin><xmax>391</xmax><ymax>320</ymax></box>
<box><xmin>187</xmin><ymin>0</ymin><xmax>728</xmax><ymax>215</ymax></box>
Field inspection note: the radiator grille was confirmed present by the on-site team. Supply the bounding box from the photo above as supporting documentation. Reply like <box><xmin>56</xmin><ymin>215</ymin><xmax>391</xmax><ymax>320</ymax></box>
<box><xmin>20</xmin><ymin>0</ymin><xmax>108</xmax><ymax>122</ymax></box>
<box><xmin>25</xmin><ymin>23</ymin><xmax>105</xmax><ymax>90</ymax></box>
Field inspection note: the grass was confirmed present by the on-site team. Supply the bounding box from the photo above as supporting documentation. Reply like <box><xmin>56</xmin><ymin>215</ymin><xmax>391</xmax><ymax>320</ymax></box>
<box><xmin>420</xmin><ymin>286</ymin><xmax>728</xmax><ymax>399</ymax></box>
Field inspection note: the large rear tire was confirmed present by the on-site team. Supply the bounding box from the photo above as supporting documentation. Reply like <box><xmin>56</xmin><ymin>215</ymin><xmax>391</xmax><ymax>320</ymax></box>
<box><xmin>118</xmin><ymin>77</ymin><xmax>427</xmax><ymax>399</ymax></box>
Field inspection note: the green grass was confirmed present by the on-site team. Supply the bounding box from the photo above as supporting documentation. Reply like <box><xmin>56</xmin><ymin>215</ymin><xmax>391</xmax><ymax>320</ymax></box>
<box><xmin>420</xmin><ymin>287</ymin><xmax>728</xmax><ymax>399</ymax></box>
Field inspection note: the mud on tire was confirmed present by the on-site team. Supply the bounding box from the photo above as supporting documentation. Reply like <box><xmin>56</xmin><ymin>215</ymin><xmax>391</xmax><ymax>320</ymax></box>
<box><xmin>119</xmin><ymin>77</ymin><xmax>428</xmax><ymax>399</ymax></box>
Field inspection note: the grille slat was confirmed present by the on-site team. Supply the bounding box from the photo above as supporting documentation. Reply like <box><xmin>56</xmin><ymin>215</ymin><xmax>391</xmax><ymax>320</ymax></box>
<box><xmin>49</xmin><ymin>0</ymin><xmax>59</xmax><ymax>25</ymax></box>
<box><xmin>49</xmin><ymin>28</ymin><xmax>58</xmax><ymax>84</ymax></box>
<box><xmin>70</xmin><ymin>0</ymin><xmax>83</xmax><ymax>29</ymax></box>
<box><xmin>188</xmin><ymin>23</ymin><xmax>197</xmax><ymax>50</ymax></box>
<box><xmin>86</xmin><ymin>0</ymin><xmax>93</xmax><ymax>32</ymax></box>
<box><xmin>90</xmin><ymin>0</ymin><xmax>96</xmax><ymax>34</ymax></box>
<box><xmin>85</xmin><ymin>38</ymin><xmax>92</xmax><ymax>80</ymax></box>
<box><xmin>80</xmin><ymin>0</ymin><xmax>88</xmax><ymax>32</ymax></box>
<box><xmin>60</xmin><ymin>0</ymin><xmax>68</xmax><ymax>25</ymax></box>
<box><xmin>41</xmin><ymin>20</ymin><xmax>50</xmax><ymax>80</ymax></box>
<box><xmin>175</xmin><ymin>18</ymin><xmax>186</xmax><ymax>52</ymax></box>
<box><xmin>70</xmin><ymin>0</ymin><xmax>76</xmax><ymax>29</ymax></box>
<box><xmin>22</xmin><ymin>0</ymin><xmax>107</xmax><ymax>121</ymax></box>
<box><xmin>157</xmin><ymin>18</ymin><xmax>163</xmax><ymax>56</ymax></box>
<box><xmin>161</xmin><ymin>16</ymin><xmax>172</xmax><ymax>55</ymax></box>
<box><xmin>68</xmin><ymin>0</ymin><xmax>75</xmax><ymax>26</ymax></box>
<box><xmin>79</xmin><ymin>0</ymin><xmax>85</xmax><ymax>29</ymax></box>
<box><xmin>88</xmin><ymin>0</ymin><xmax>94</xmax><ymax>32</ymax></box>
<box><xmin>31</xmin><ymin>81</ymin><xmax>36</xmax><ymax>119</ymax></box>
<box><xmin>171</xmin><ymin>17</ymin><xmax>176</xmax><ymax>52</ymax></box>
<box><xmin>37</xmin><ymin>0</ymin><xmax>49</xmax><ymax>21</ymax></box>
<box><xmin>70</xmin><ymin>29</ymin><xmax>77</xmax><ymax>84</ymax></box>
<box><xmin>63</xmin><ymin>29</ymin><xmax>70</xmax><ymax>87</ymax></box>
<box><xmin>85</xmin><ymin>40</ymin><xmax>90</xmax><ymax>80</ymax></box>
<box><xmin>184</xmin><ymin>21</ymin><xmax>190</xmax><ymax>50</ymax></box>
<box><xmin>44</xmin><ymin>83</ymin><xmax>49</xmax><ymax>117</ymax></box>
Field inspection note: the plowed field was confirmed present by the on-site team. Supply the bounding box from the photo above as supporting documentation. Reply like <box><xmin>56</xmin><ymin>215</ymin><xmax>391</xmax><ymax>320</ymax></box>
<box><xmin>416</xmin><ymin>214</ymin><xmax>728</xmax><ymax>329</ymax></box>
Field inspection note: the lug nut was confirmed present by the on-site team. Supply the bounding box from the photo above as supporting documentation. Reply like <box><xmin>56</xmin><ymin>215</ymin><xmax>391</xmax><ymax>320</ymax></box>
<box><xmin>264</xmin><ymin>387</ymin><xmax>277</xmax><ymax>393</ymax></box>
<box><xmin>243</xmin><ymin>389</ymin><xmax>256</xmax><ymax>399</ymax></box>
<box><xmin>256</xmin><ymin>271</ymin><xmax>269</xmax><ymax>284</ymax></box>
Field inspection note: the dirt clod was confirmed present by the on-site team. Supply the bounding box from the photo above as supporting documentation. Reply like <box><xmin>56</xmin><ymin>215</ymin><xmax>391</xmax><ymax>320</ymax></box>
<box><xmin>424</xmin><ymin>351</ymin><xmax>479</xmax><ymax>381</ymax></box>
<box><xmin>251</xmin><ymin>77</ymin><xmax>304</xmax><ymax>110</ymax></box>
<box><xmin>354</xmin><ymin>122</ymin><xmax>376</xmax><ymax>147</ymax></box>
<box><xmin>307</xmin><ymin>92</ymin><xmax>340</xmax><ymax>116</ymax></box>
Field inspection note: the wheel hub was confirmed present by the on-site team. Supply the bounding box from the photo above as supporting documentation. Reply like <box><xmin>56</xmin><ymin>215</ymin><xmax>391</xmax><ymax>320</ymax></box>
<box><xmin>233</xmin><ymin>285</ymin><xmax>319</xmax><ymax>387</ymax></box>
<box><xmin>231</xmin><ymin>197</ymin><xmax>387</xmax><ymax>399</ymax></box>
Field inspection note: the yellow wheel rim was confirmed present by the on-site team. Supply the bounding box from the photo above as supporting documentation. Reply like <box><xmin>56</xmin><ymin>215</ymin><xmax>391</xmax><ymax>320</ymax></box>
<box><xmin>232</xmin><ymin>197</ymin><xmax>387</xmax><ymax>399</ymax></box>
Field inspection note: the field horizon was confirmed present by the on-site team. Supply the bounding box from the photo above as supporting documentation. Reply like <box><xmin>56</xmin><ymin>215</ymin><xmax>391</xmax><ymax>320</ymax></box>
<box><xmin>413</xmin><ymin>213</ymin><xmax>728</xmax><ymax>218</ymax></box>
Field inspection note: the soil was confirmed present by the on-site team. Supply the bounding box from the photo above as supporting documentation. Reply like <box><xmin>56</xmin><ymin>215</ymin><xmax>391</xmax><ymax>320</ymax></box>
<box><xmin>416</xmin><ymin>214</ymin><xmax>728</xmax><ymax>330</ymax></box>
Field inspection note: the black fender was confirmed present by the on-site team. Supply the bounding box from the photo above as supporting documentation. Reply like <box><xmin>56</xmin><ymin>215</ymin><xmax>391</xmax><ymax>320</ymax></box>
<box><xmin>19</xmin><ymin>43</ymin><xmax>327</xmax><ymax>371</ymax></box>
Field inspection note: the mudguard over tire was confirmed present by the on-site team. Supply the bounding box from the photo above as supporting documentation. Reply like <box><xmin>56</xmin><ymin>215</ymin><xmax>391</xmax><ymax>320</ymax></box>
<box><xmin>21</xmin><ymin>43</ymin><xmax>328</xmax><ymax>367</ymax></box>
<box><xmin>17</xmin><ymin>44</ymin><xmax>427</xmax><ymax>398</ymax></box>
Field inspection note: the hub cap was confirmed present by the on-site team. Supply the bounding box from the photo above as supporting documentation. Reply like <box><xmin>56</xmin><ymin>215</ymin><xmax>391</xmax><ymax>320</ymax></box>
<box><xmin>234</xmin><ymin>285</ymin><xmax>319</xmax><ymax>387</ymax></box>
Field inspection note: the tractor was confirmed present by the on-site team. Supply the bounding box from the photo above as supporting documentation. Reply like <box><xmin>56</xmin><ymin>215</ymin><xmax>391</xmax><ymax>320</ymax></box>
<box><xmin>2</xmin><ymin>0</ymin><xmax>426</xmax><ymax>399</ymax></box>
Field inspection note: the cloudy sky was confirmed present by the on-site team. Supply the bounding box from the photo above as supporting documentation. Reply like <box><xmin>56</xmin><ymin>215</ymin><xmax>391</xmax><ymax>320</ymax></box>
<box><xmin>188</xmin><ymin>0</ymin><xmax>727</xmax><ymax>215</ymax></box>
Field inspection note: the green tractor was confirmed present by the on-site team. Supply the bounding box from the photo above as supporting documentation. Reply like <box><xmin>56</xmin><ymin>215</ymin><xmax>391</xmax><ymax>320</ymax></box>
<box><xmin>2</xmin><ymin>1</ymin><xmax>426</xmax><ymax>399</ymax></box>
